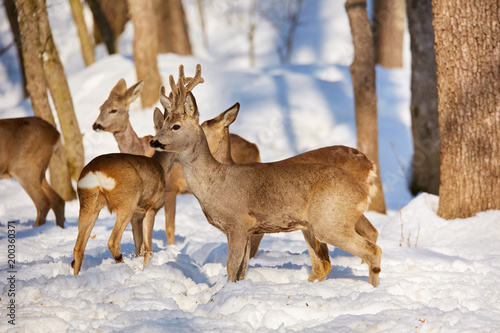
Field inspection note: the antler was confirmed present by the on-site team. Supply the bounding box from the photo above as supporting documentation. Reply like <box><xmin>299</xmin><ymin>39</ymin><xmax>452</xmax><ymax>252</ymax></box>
<box><xmin>160</xmin><ymin>64</ymin><xmax>204</xmax><ymax>114</ymax></box>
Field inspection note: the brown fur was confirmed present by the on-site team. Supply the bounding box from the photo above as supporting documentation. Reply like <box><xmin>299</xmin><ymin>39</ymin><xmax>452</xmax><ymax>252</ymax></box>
<box><xmin>151</xmin><ymin>82</ymin><xmax>382</xmax><ymax>287</ymax></box>
<box><xmin>0</xmin><ymin>117</ymin><xmax>65</xmax><ymax>228</ymax></box>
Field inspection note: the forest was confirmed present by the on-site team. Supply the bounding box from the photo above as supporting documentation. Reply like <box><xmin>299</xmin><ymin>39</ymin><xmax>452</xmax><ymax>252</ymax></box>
<box><xmin>0</xmin><ymin>0</ymin><xmax>499</xmax><ymax>331</ymax></box>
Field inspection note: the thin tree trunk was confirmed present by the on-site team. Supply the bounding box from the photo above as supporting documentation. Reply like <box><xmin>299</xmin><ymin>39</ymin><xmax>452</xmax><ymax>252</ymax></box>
<box><xmin>197</xmin><ymin>0</ymin><xmax>208</xmax><ymax>49</ymax></box>
<box><xmin>69</xmin><ymin>0</ymin><xmax>95</xmax><ymax>67</ymax></box>
<box><xmin>433</xmin><ymin>0</ymin><xmax>500</xmax><ymax>219</ymax></box>
<box><xmin>4</xmin><ymin>0</ymin><xmax>27</xmax><ymax>97</ymax></box>
<box><xmin>406</xmin><ymin>0</ymin><xmax>440</xmax><ymax>195</ymax></box>
<box><xmin>127</xmin><ymin>0</ymin><xmax>162</xmax><ymax>108</ymax></box>
<box><xmin>14</xmin><ymin>0</ymin><xmax>76</xmax><ymax>201</ymax></box>
<box><xmin>36</xmin><ymin>0</ymin><xmax>85</xmax><ymax>181</ymax></box>
<box><xmin>153</xmin><ymin>0</ymin><xmax>192</xmax><ymax>55</ymax></box>
<box><xmin>87</xmin><ymin>0</ymin><xmax>115</xmax><ymax>54</ymax></box>
<box><xmin>345</xmin><ymin>0</ymin><xmax>386</xmax><ymax>213</ymax></box>
<box><xmin>372</xmin><ymin>0</ymin><xmax>405</xmax><ymax>68</ymax></box>
<box><xmin>91</xmin><ymin>0</ymin><xmax>128</xmax><ymax>52</ymax></box>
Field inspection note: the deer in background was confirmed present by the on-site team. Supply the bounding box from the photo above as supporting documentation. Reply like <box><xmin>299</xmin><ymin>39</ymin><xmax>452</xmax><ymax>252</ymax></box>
<box><xmin>150</xmin><ymin>65</ymin><xmax>382</xmax><ymax>287</ymax></box>
<box><xmin>93</xmin><ymin>74</ymin><xmax>260</xmax><ymax>245</ymax></box>
<box><xmin>0</xmin><ymin>117</ymin><xmax>65</xmax><ymax>228</ymax></box>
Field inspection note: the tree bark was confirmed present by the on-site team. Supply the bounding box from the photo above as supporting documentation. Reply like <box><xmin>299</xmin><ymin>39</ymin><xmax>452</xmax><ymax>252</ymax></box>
<box><xmin>407</xmin><ymin>0</ymin><xmax>440</xmax><ymax>195</ymax></box>
<box><xmin>433</xmin><ymin>0</ymin><xmax>500</xmax><ymax>219</ymax></box>
<box><xmin>372</xmin><ymin>0</ymin><xmax>405</xmax><ymax>68</ymax></box>
<box><xmin>153</xmin><ymin>0</ymin><xmax>192</xmax><ymax>55</ymax></box>
<box><xmin>127</xmin><ymin>0</ymin><xmax>162</xmax><ymax>108</ymax></box>
<box><xmin>36</xmin><ymin>0</ymin><xmax>85</xmax><ymax>181</ymax></box>
<box><xmin>14</xmin><ymin>0</ymin><xmax>76</xmax><ymax>201</ymax></box>
<box><xmin>4</xmin><ymin>0</ymin><xmax>27</xmax><ymax>97</ymax></box>
<box><xmin>345</xmin><ymin>0</ymin><xmax>386</xmax><ymax>213</ymax></box>
<box><xmin>69</xmin><ymin>0</ymin><xmax>95</xmax><ymax>67</ymax></box>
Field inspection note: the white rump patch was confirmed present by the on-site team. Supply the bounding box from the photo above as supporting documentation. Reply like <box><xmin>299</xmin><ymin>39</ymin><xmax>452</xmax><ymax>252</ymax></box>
<box><xmin>78</xmin><ymin>171</ymin><xmax>116</xmax><ymax>190</ymax></box>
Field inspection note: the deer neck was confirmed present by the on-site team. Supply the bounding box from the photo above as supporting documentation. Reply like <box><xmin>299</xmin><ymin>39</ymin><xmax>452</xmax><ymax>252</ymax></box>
<box><xmin>113</xmin><ymin>121</ymin><xmax>143</xmax><ymax>154</ymax></box>
<box><xmin>152</xmin><ymin>150</ymin><xmax>175</xmax><ymax>180</ymax></box>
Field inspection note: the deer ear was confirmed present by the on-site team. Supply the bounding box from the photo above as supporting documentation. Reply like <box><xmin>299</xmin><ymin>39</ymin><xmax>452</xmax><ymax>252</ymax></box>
<box><xmin>111</xmin><ymin>78</ymin><xmax>127</xmax><ymax>95</ymax></box>
<box><xmin>153</xmin><ymin>107</ymin><xmax>164</xmax><ymax>132</ymax></box>
<box><xmin>159</xmin><ymin>86</ymin><xmax>172</xmax><ymax>115</ymax></box>
<box><xmin>125</xmin><ymin>80</ymin><xmax>144</xmax><ymax>104</ymax></box>
<box><xmin>184</xmin><ymin>92</ymin><xmax>199</xmax><ymax>119</ymax></box>
<box><xmin>221</xmin><ymin>103</ymin><xmax>239</xmax><ymax>127</ymax></box>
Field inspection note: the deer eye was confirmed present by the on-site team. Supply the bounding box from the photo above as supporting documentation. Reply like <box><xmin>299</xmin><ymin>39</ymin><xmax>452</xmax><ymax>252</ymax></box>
<box><xmin>172</xmin><ymin>125</ymin><xmax>181</xmax><ymax>130</ymax></box>
<box><xmin>110</xmin><ymin>109</ymin><xmax>117</xmax><ymax>114</ymax></box>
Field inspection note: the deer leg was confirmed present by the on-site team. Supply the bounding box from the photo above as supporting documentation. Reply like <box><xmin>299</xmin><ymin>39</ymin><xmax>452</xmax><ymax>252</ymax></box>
<box><xmin>316</xmin><ymin>226</ymin><xmax>382</xmax><ymax>287</ymax></box>
<box><xmin>249</xmin><ymin>234</ymin><xmax>263</xmax><ymax>259</ymax></box>
<box><xmin>164</xmin><ymin>191</ymin><xmax>177</xmax><ymax>245</ymax></box>
<box><xmin>130</xmin><ymin>216</ymin><xmax>144</xmax><ymax>256</ymax></box>
<box><xmin>42</xmin><ymin>178</ymin><xmax>65</xmax><ymax>228</ymax></box>
<box><xmin>226</xmin><ymin>229</ymin><xmax>250</xmax><ymax>282</ymax></box>
<box><xmin>16</xmin><ymin>175</ymin><xmax>50</xmax><ymax>227</ymax></box>
<box><xmin>355</xmin><ymin>214</ymin><xmax>378</xmax><ymax>244</ymax></box>
<box><xmin>302</xmin><ymin>228</ymin><xmax>331</xmax><ymax>282</ymax></box>
<box><xmin>72</xmin><ymin>191</ymin><xmax>104</xmax><ymax>275</ymax></box>
<box><xmin>108</xmin><ymin>209</ymin><xmax>135</xmax><ymax>263</ymax></box>
<box><xmin>141</xmin><ymin>209</ymin><xmax>156</xmax><ymax>270</ymax></box>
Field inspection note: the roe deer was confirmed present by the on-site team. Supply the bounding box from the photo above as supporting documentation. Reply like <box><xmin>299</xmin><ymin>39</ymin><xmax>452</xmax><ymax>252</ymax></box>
<box><xmin>199</xmin><ymin>105</ymin><xmax>380</xmax><ymax>281</ymax></box>
<box><xmin>94</xmin><ymin>76</ymin><xmax>260</xmax><ymax>245</ymax></box>
<box><xmin>0</xmin><ymin>117</ymin><xmax>65</xmax><ymax>228</ymax></box>
<box><xmin>71</xmin><ymin>151</ymin><xmax>173</xmax><ymax>275</ymax></box>
<box><xmin>150</xmin><ymin>66</ymin><xmax>382</xmax><ymax>287</ymax></box>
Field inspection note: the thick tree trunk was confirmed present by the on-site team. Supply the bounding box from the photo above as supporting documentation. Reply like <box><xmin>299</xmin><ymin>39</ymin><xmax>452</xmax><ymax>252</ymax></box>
<box><xmin>345</xmin><ymin>0</ymin><xmax>386</xmax><ymax>213</ymax></box>
<box><xmin>87</xmin><ymin>0</ymin><xmax>116</xmax><ymax>54</ymax></box>
<box><xmin>153</xmin><ymin>0</ymin><xmax>192</xmax><ymax>55</ymax></box>
<box><xmin>127</xmin><ymin>0</ymin><xmax>162</xmax><ymax>108</ymax></box>
<box><xmin>4</xmin><ymin>0</ymin><xmax>27</xmax><ymax>97</ymax></box>
<box><xmin>433</xmin><ymin>0</ymin><xmax>500</xmax><ymax>219</ymax></box>
<box><xmin>14</xmin><ymin>0</ymin><xmax>76</xmax><ymax>201</ymax></box>
<box><xmin>69</xmin><ymin>0</ymin><xmax>95</xmax><ymax>67</ymax></box>
<box><xmin>91</xmin><ymin>0</ymin><xmax>128</xmax><ymax>52</ymax></box>
<box><xmin>372</xmin><ymin>0</ymin><xmax>405</xmax><ymax>68</ymax></box>
<box><xmin>407</xmin><ymin>0</ymin><xmax>440</xmax><ymax>195</ymax></box>
<box><xmin>36</xmin><ymin>0</ymin><xmax>85</xmax><ymax>181</ymax></box>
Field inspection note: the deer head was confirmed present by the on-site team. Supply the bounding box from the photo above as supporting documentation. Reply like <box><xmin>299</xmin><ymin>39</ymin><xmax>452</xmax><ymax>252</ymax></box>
<box><xmin>93</xmin><ymin>79</ymin><xmax>144</xmax><ymax>133</ymax></box>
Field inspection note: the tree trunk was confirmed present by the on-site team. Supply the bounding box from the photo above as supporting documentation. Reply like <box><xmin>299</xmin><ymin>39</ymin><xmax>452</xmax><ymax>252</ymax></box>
<box><xmin>4</xmin><ymin>0</ymin><xmax>27</xmax><ymax>97</ymax></box>
<box><xmin>36</xmin><ymin>0</ymin><xmax>85</xmax><ymax>181</ymax></box>
<box><xmin>69</xmin><ymin>0</ymin><xmax>95</xmax><ymax>67</ymax></box>
<box><xmin>345</xmin><ymin>0</ymin><xmax>386</xmax><ymax>213</ymax></box>
<box><xmin>91</xmin><ymin>0</ymin><xmax>128</xmax><ymax>52</ymax></box>
<box><xmin>407</xmin><ymin>0</ymin><xmax>440</xmax><ymax>195</ymax></box>
<box><xmin>87</xmin><ymin>0</ymin><xmax>116</xmax><ymax>54</ymax></box>
<box><xmin>127</xmin><ymin>0</ymin><xmax>162</xmax><ymax>108</ymax></box>
<box><xmin>433</xmin><ymin>0</ymin><xmax>500</xmax><ymax>219</ymax></box>
<box><xmin>14</xmin><ymin>0</ymin><xmax>76</xmax><ymax>201</ymax></box>
<box><xmin>153</xmin><ymin>0</ymin><xmax>192</xmax><ymax>55</ymax></box>
<box><xmin>197</xmin><ymin>0</ymin><xmax>208</xmax><ymax>49</ymax></box>
<box><xmin>372</xmin><ymin>0</ymin><xmax>405</xmax><ymax>68</ymax></box>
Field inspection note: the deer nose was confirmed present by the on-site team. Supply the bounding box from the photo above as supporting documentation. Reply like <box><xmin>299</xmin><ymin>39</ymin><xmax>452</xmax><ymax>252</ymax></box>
<box><xmin>93</xmin><ymin>123</ymin><xmax>104</xmax><ymax>131</ymax></box>
<box><xmin>149</xmin><ymin>140</ymin><xmax>163</xmax><ymax>148</ymax></box>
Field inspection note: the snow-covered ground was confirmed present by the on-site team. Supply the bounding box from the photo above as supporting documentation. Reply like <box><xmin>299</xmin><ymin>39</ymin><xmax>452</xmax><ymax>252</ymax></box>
<box><xmin>1</xmin><ymin>0</ymin><xmax>499</xmax><ymax>331</ymax></box>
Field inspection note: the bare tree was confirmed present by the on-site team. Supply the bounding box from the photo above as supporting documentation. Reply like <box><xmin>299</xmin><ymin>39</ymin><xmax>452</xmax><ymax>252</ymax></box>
<box><xmin>433</xmin><ymin>0</ymin><xmax>500</xmax><ymax>219</ymax></box>
<box><xmin>4</xmin><ymin>0</ymin><xmax>27</xmax><ymax>97</ymax></box>
<box><xmin>407</xmin><ymin>0</ymin><xmax>440</xmax><ymax>195</ymax></box>
<box><xmin>345</xmin><ymin>0</ymin><xmax>386</xmax><ymax>213</ymax></box>
<box><xmin>153</xmin><ymin>0</ymin><xmax>192</xmax><ymax>55</ymax></box>
<box><xmin>69</xmin><ymin>0</ymin><xmax>95</xmax><ymax>66</ymax></box>
<box><xmin>372</xmin><ymin>0</ymin><xmax>405</xmax><ymax>68</ymax></box>
<box><xmin>14</xmin><ymin>0</ymin><xmax>76</xmax><ymax>200</ymax></box>
<box><xmin>127</xmin><ymin>0</ymin><xmax>162</xmax><ymax>108</ymax></box>
<box><xmin>36</xmin><ymin>0</ymin><xmax>85</xmax><ymax>180</ymax></box>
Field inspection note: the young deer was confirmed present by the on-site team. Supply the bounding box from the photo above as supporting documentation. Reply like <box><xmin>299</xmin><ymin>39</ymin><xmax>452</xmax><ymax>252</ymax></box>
<box><xmin>0</xmin><ymin>117</ymin><xmax>65</xmax><ymax>228</ymax></box>
<box><xmin>150</xmin><ymin>66</ymin><xmax>382</xmax><ymax>287</ymax></box>
<box><xmin>93</xmin><ymin>76</ymin><xmax>260</xmax><ymax>245</ymax></box>
<box><xmin>71</xmin><ymin>151</ymin><xmax>173</xmax><ymax>275</ymax></box>
<box><xmin>200</xmin><ymin>105</ymin><xmax>380</xmax><ymax>281</ymax></box>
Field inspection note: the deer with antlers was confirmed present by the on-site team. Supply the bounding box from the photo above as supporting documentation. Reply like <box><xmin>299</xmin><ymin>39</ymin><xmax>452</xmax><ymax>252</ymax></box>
<box><xmin>0</xmin><ymin>117</ymin><xmax>65</xmax><ymax>228</ymax></box>
<box><xmin>93</xmin><ymin>72</ymin><xmax>260</xmax><ymax>245</ymax></box>
<box><xmin>150</xmin><ymin>65</ymin><xmax>382</xmax><ymax>287</ymax></box>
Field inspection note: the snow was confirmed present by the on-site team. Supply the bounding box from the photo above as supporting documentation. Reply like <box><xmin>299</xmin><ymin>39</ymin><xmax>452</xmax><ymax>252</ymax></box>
<box><xmin>1</xmin><ymin>0</ymin><xmax>500</xmax><ymax>332</ymax></box>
